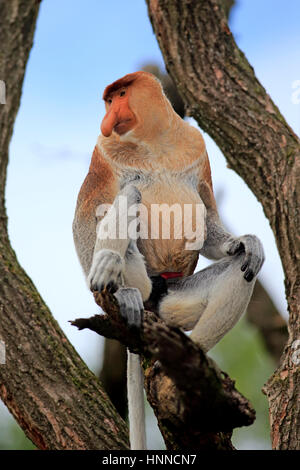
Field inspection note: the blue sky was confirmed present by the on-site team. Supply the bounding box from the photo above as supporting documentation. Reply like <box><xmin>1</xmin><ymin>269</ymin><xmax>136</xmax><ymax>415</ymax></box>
<box><xmin>1</xmin><ymin>0</ymin><xmax>300</xmax><ymax>449</ymax></box>
<box><xmin>6</xmin><ymin>0</ymin><xmax>300</xmax><ymax>367</ymax></box>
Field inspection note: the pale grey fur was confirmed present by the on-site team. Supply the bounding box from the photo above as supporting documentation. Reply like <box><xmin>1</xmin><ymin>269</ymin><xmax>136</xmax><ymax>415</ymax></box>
<box><xmin>127</xmin><ymin>352</ymin><xmax>146</xmax><ymax>450</ymax></box>
<box><xmin>119</xmin><ymin>165</ymin><xmax>200</xmax><ymax>192</ymax></box>
<box><xmin>73</xmin><ymin>179</ymin><xmax>264</xmax><ymax>450</ymax></box>
<box><xmin>158</xmin><ymin>208</ymin><xmax>264</xmax><ymax>351</ymax></box>
<box><xmin>159</xmin><ymin>253</ymin><xmax>255</xmax><ymax>351</ymax></box>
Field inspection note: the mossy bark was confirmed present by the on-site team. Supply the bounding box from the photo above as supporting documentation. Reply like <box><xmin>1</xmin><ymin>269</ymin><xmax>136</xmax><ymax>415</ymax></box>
<box><xmin>0</xmin><ymin>0</ymin><xmax>129</xmax><ymax>450</ymax></box>
<box><xmin>146</xmin><ymin>0</ymin><xmax>300</xmax><ymax>450</ymax></box>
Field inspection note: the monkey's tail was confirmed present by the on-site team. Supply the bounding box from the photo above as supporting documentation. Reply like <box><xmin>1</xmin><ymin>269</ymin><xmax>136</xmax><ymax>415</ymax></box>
<box><xmin>127</xmin><ymin>350</ymin><xmax>146</xmax><ymax>450</ymax></box>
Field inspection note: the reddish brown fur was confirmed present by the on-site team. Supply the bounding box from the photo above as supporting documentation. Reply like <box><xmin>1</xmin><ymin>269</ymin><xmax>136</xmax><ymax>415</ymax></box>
<box><xmin>76</xmin><ymin>146</ymin><xmax>117</xmax><ymax>220</ymax></box>
<box><xmin>102</xmin><ymin>72</ymin><xmax>145</xmax><ymax>101</ymax></box>
<box><xmin>98</xmin><ymin>72</ymin><xmax>218</xmax><ymax>276</ymax></box>
<box><xmin>75</xmin><ymin>71</ymin><xmax>219</xmax><ymax>278</ymax></box>
<box><xmin>202</xmin><ymin>152</ymin><xmax>214</xmax><ymax>191</ymax></box>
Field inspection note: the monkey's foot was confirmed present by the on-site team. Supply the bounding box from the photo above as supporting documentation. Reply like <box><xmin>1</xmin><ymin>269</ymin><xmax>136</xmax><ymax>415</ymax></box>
<box><xmin>88</xmin><ymin>249</ymin><xmax>124</xmax><ymax>293</ymax></box>
<box><xmin>225</xmin><ymin>234</ymin><xmax>265</xmax><ymax>282</ymax></box>
<box><xmin>114</xmin><ymin>287</ymin><xmax>144</xmax><ymax>328</ymax></box>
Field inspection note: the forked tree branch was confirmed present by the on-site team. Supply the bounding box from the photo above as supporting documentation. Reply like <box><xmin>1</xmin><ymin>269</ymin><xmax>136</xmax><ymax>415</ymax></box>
<box><xmin>72</xmin><ymin>290</ymin><xmax>255</xmax><ymax>450</ymax></box>
<box><xmin>145</xmin><ymin>0</ymin><xmax>300</xmax><ymax>449</ymax></box>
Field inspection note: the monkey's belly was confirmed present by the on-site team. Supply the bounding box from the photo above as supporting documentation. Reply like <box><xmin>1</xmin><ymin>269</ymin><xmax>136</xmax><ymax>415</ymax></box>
<box><xmin>136</xmin><ymin>180</ymin><xmax>206</xmax><ymax>276</ymax></box>
<box><xmin>138</xmin><ymin>237</ymin><xmax>199</xmax><ymax>276</ymax></box>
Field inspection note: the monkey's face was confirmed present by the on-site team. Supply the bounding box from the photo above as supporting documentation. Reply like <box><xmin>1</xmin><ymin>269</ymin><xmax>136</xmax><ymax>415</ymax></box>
<box><xmin>101</xmin><ymin>72</ymin><xmax>173</xmax><ymax>142</ymax></box>
<box><xmin>101</xmin><ymin>87</ymin><xmax>137</xmax><ymax>138</ymax></box>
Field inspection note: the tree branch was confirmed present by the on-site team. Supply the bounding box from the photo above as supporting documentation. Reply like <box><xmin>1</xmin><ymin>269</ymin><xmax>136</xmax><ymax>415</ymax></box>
<box><xmin>72</xmin><ymin>290</ymin><xmax>255</xmax><ymax>450</ymax></box>
<box><xmin>0</xmin><ymin>0</ymin><xmax>129</xmax><ymax>450</ymax></box>
<box><xmin>145</xmin><ymin>0</ymin><xmax>299</xmax><ymax>449</ymax></box>
<box><xmin>142</xmin><ymin>62</ymin><xmax>289</xmax><ymax>365</ymax></box>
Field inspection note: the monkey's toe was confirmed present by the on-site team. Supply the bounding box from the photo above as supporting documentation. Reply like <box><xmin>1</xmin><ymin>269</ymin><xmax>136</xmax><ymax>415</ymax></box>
<box><xmin>114</xmin><ymin>287</ymin><xmax>144</xmax><ymax>328</ymax></box>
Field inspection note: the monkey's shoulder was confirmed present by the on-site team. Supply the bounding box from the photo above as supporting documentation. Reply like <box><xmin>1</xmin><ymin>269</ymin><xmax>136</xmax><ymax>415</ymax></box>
<box><xmin>75</xmin><ymin>145</ymin><xmax>118</xmax><ymax>219</ymax></box>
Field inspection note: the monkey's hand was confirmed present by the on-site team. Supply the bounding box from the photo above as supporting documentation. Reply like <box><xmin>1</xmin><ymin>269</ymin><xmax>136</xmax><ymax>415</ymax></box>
<box><xmin>114</xmin><ymin>287</ymin><xmax>144</xmax><ymax>328</ymax></box>
<box><xmin>88</xmin><ymin>249</ymin><xmax>125</xmax><ymax>293</ymax></box>
<box><xmin>119</xmin><ymin>184</ymin><xmax>142</xmax><ymax>205</ymax></box>
<box><xmin>225</xmin><ymin>234</ymin><xmax>265</xmax><ymax>282</ymax></box>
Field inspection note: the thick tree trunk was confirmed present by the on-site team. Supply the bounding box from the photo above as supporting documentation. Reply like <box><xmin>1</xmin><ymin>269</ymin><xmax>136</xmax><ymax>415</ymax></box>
<box><xmin>146</xmin><ymin>0</ymin><xmax>300</xmax><ymax>450</ymax></box>
<box><xmin>0</xmin><ymin>0</ymin><xmax>129</xmax><ymax>450</ymax></box>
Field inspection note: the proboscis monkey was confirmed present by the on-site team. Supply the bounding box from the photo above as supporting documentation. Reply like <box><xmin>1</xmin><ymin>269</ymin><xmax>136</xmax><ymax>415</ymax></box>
<box><xmin>73</xmin><ymin>71</ymin><xmax>264</xmax><ymax>449</ymax></box>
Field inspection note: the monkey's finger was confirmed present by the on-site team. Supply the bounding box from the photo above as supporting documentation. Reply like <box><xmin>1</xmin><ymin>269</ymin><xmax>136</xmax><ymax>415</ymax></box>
<box><xmin>124</xmin><ymin>291</ymin><xmax>142</xmax><ymax>327</ymax></box>
<box><xmin>247</xmin><ymin>252</ymin><xmax>264</xmax><ymax>279</ymax></box>
<box><xmin>114</xmin><ymin>288</ymin><xmax>143</xmax><ymax>328</ymax></box>
<box><xmin>91</xmin><ymin>266</ymin><xmax>122</xmax><ymax>292</ymax></box>
<box><xmin>244</xmin><ymin>269</ymin><xmax>254</xmax><ymax>282</ymax></box>
<box><xmin>125</xmin><ymin>301</ymin><xmax>135</xmax><ymax>327</ymax></box>
<box><xmin>115</xmin><ymin>293</ymin><xmax>131</xmax><ymax>323</ymax></box>
<box><xmin>114</xmin><ymin>289</ymin><xmax>135</xmax><ymax>326</ymax></box>
<box><xmin>120</xmin><ymin>184</ymin><xmax>142</xmax><ymax>205</ymax></box>
<box><xmin>106</xmin><ymin>281</ymin><xmax>118</xmax><ymax>293</ymax></box>
<box><xmin>227</xmin><ymin>240</ymin><xmax>244</xmax><ymax>256</ymax></box>
<box><xmin>257</xmin><ymin>241</ymin><xmax>265</xmax><ymax>272</ymax></box>
<box><xmin>88</xmin><ymin>249</ymin><xmax>124</xmax><ymax>291</ymax></box>
<box><xmin>241</xmin><ymin>252</ymin><xmax>251</xmax><ymax>272</ymax></box>
<box><xmin>242</xmin><ymin>235</ymin><xmax>265</xmax><ymax>277</ymax></box>
<box><xmin>131</xmin><ymin>294</ymin><xmax>144</xmax><ymax>328</ymax></box>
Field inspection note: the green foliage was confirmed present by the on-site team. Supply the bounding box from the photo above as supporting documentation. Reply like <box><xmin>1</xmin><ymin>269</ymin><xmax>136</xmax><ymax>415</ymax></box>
<box><xmin>0</xmin><ymin>406</ymin><xmax>35</xmax><ymax>450</ymax></box>
<box><xmin>209</xmin><ymin>316</ymin><xmax>274</xmax><ymax>449</ymax></box>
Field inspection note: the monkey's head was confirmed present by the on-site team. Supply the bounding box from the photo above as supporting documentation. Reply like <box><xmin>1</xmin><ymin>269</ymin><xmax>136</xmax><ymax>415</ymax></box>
<box><xmin>101</xmin><ymin>71</ymin><xmax>175</xmax><ymax>142</ymax></box>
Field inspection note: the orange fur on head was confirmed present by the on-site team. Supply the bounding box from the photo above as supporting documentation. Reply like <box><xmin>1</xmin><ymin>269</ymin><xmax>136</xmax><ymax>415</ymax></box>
<box><xmin>99</xmin><ymin>71</ymin><xmax>215</xmax><ymax>200</ymax></box>
<box><xmin>101</xmin><ymin>71</ymin><xmax>174</xmax><ymax>141</ymax></box>
<box><xmin>101</xmin><ymin>72</ymin><xmax>144</xmax><ymax>137</ymax></box>
<box><xmin>102</xmin><ymin>72</ymin><xmax>142</xmax><ymax>101</ymax></box>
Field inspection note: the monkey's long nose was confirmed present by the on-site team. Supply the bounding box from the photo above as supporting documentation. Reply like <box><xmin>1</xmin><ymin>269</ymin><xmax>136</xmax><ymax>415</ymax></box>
<box><xmin>101</xmin><ymin>107</ymin><xmax>119</xmax><ymax>137</ymax></box>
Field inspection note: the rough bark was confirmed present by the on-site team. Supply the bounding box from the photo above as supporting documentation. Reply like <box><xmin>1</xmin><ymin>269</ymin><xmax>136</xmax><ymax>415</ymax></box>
<box><xmin>146</xmin><ymin>0</ymin><xmax>300</xmax><ymax>449</ymax></box>
<box><xmin>72</xmin><ymin>290</ymin><xmax>256</xmax><ymax>450</ymax></box>
<box><xmin>146</xmin><ymin>61</ymin><xmax>289</xmax><ymax>364</ymax></box>
<box><xmin>0</xmin><ymin>0</ymin><xmax>129</xmax><ymax>450</ymax></box>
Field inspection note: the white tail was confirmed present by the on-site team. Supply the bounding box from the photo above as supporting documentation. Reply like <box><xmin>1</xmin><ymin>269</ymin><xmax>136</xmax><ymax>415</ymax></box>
<box><xmin>127</xmin><ymin>350</ymin><xmax>146</xmax><ymax>449</ymax></box>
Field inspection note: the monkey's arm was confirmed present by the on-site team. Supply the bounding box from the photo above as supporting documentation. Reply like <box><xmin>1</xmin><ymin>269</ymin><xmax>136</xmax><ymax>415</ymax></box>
<box><xmin>198</xmin><ymin>181</ymin><xmax>264</xmax><ymax>282</ymax></box>
<box><xmin>72</xmin><ymin>146</ymin><xmax>118</xmax><ymax>277</ymax></box>
<box><xmin>88</xmin><ymin>184</ymin><xmax>144</xmax><ymax>293</ymax></box>
<box><xmin>73</xmin><ymin>148</ymin><xmax>150</xmax><ymax>326</ymax></box>
<box><xmin>73</xmin><ymin>145</ymin><xmax>141</xmax><ymax>291</ymax></box>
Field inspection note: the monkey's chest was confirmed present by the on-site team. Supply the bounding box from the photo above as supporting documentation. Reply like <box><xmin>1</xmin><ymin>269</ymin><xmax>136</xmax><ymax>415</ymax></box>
<box><xmin>135</xmin><ymin>178</ymin><xmax>206</xmax><ymax>276</ymax></box>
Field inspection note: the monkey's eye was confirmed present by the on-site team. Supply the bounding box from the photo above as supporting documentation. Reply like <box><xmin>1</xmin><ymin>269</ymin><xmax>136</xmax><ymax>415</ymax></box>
<box><xmin>107</xmin><ymin>98</ymin><xmax>112</xmax><ymax>104</ymax></box>
<box><xmin>120</xmin><ymin>90</ymin><xmax>126</xmax><ymax>97</ymax></box>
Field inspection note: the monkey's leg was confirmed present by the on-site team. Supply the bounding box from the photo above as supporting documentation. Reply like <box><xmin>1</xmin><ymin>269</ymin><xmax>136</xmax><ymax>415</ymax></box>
<box><xmin>159</xmin><ymin>252</ymin><xmax>256</xmax><ymax>352</ymax></box>
<box><xmin>88</xmin><ymin>184</ymin><xmax>141</xmax><ymax>293</ymax></box>
<box><xmin>113</xmin><ymin>240</ymin><xmax>152</xmax><ymax>328</ymax></box>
